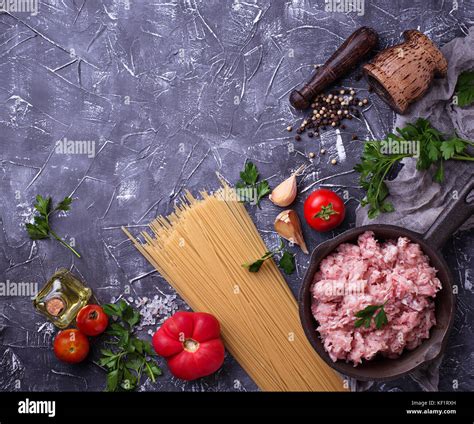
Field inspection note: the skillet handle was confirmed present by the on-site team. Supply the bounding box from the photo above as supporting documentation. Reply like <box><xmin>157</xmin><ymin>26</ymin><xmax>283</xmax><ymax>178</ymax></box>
<box><xmin>423</xmin><ymin>179</ymin><xmax>474</xmax><ymax>250</ymax></box>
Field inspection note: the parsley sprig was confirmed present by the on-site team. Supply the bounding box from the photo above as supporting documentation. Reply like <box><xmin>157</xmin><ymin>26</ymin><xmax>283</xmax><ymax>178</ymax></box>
<box><xmin>25</xmin><ymin>195</ymin><xmax>81</xmax><ymax>257</ymax></box>
<box><xmin>243</xmin><ymin>239</ymin><xmax>296</xmax><ymax>274</ymax></box>
<box><xmin>100</xmin><ymin>300</ymin><xmax>162</xmax><ymax>392</ymax></box>
<box><xmin>355</xmin><ymin>118</ymin><xmax>474</xmax><ymax>219</ymax></box>
<box><xmin>236</xmin><ymin>161</ymin><xmax>271</xmax><ymax>208</ymax></box>
<box><xmin>354</xmin><ymin>302</ymin><xmax>388</xmax><ymax>330</ymax></box>
<box><xmin>455</xmin><ymin>70</ymin><xmax>474</xmax><ymax>107</ymax></box>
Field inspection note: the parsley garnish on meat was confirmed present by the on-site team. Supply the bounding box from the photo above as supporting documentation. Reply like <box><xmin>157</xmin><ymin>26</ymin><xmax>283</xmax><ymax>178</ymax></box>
<box><xmin>354</xmin><ymin>302</ymin><xmax>388</xmax><ymax>330</ymax></box>
<box><xmin>355</xmin><ymin>118</ymin><xmax>474</xmax><ymax>219</ymax></box>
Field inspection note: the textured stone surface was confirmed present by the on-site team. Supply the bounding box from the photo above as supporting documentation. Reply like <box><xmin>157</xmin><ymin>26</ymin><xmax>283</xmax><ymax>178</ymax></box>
<box><xmin>0</xmin><ymin>0</ymin><xmax>472</xmax><ymax>392</ymax></box>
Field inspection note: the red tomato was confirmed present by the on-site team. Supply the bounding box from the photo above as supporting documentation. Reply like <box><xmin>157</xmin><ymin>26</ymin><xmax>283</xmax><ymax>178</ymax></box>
<box><xmin>304</xmin><ymin>189</ymin><xmax>345</xmax><ymax>232</ymax></box>
<box><xmin>152</xmin><ymin>311</ymin><xmax>225</xmax><ymax>381</ymax></box>
<box><xmin>76</xmin><ymin>304</ymin><xmax>109</xmax><ymax>336</ymax></box>
<box><xmin>53</xmin><ymin>329</ymin><xmax>89</xmax><ymax>363</ymax></box>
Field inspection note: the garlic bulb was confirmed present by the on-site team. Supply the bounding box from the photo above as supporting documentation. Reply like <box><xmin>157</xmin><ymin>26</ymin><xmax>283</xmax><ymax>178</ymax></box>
<box><xmin>274</xmin><ymin>210</ymin><xmax>309</xmax><ymax>254</ymax></box>
<box><xmin>269</xmin><ymin>165</ymin><xmax>305</xmax><ymax>207</ymax></box>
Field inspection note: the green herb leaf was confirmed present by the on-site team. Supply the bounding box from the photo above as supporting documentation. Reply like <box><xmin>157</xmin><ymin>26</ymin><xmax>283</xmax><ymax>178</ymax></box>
<box><xmin>123</xmin><ymin>308</ymin><xmax>141</xmax><ymax>328</ymax></box>
<box><xmin>236</xmin><ymin>161</ymin><xmax>270</xmax><ymax>207</ymax></box>
<box><xmin>102</xmin><ymin>303</ymin><xmax>121</xmax><ymax>317</ymax></box>
<box><xmin>125</xmin><ymin>356</ymin><xmax>145</xmax><ymax>372</ymax></box>
<box><xmin>255</xmin><ymin>180</ymin><xmax>271</xmax><ymax>207</ymax></box>
<box><xmin>239</xmin><ymin>161</ymin><xmax>259</xmax><ymax>185</ymax></box>
<box><xmin>99</xmin><ymin>301</ymin><xmax>162</xmax><ymax>392</ymax></box>
<box><xmin>34</xmin><ymin>195</ymin><xmax>51</xmax><ymax>216</ymax></box>
<box><xmin>106</xmin><ymin>369</ymin><xmax>119</xmax><ymax>392</ymax></box>
<box><xmin>121</xmin><ymin>368</ymin><xmax>137</xmax><ymax>391</ymax></box>
<box><xmin>455</xmin><ymin>70</ymin><xmax>474</xmax><ymax>107</ymax></box>
<box><xmin>144</xmin><ymin>361</ymin><xmax>162</xmax><ymax>382</ymax></box>
<box><xmin>355</xmin><ymin>119</ymin><xmax>474</xmax><ymax>219</ymax></box>
<box><xmin>54</xmin><ymin>196</ymin><xmax>72</xmax><ymax>211</ymax></box>
<box><xmin>243</xmin><ymin>239</ymin><xmax>293</xmax><ymax>274</ymax></box>
<box><xmin>278</xmin><ymin>251</ymin><xmax>295</xmax><ymax>275</ymax></box>
<box><xmin>243</xmin><ymin>251</ymin><xmax>274</xmax><ymax>273</ymax></box>
<box><xmin>25</xmin><ymin>222</ymin><xmax>49</xmax><ymax>240</ymax></box>
<box><xmin>374</xmin><ymin>308</ymin><xmax>388</xmax><ymax>330</ymax></box>
<box><xmin>354</xmin><ymin>303</ymin><xmax>388</xmax><ymax>330</ymax></box>
<box><xmin>25</xmin><ymin>195</ymin><xmax>81</xmax><ymax>257</ymax></box>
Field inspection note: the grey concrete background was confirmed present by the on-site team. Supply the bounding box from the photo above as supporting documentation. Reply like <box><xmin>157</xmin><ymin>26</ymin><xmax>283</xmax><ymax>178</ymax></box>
<box><xmin>0</xmin><ymin>0</ymin><xmax>472</xmax><ymax>392</ymax></box>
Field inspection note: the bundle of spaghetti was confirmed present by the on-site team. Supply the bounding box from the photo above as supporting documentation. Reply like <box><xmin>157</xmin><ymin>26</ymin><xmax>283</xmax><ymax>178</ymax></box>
<box><xmin>123</xmin><ymin>183</ymin><xmax>345</xmax><ymax>391</ymax></box>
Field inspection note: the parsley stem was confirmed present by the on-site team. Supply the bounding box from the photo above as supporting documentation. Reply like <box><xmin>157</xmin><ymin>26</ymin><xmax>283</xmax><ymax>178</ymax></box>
<box><xmin>452</xmin><ymin>155</ymin><xmax>474</xmax><ymax>161</ymax></box>
<box><xmin>144</xmin><ymin>361</ymin><xmax>156</xmax><ymax>383</ymax></box>
<box><xmin>50</xmin><ymin>230</ymin><xmax>81</xmax><ymax>258</ymax></box>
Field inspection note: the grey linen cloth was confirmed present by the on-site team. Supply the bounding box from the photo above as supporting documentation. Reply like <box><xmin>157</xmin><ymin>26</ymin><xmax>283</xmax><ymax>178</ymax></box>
<box><xmin>352</xmin><ymin>27</ymin><xmax>474</xmax><ymax>391</ymax></box>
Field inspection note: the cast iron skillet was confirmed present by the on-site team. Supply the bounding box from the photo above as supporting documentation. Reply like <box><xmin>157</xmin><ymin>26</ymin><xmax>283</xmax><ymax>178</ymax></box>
<box><xmin>299</xmin><ymin>180</ymin><xmax>473</xmax><ymax>381</ymax></box>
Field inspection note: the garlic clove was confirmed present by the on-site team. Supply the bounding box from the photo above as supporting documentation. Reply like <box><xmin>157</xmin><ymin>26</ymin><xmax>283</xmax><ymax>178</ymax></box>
<box><xmin>269</xmin><ymin>165</ymin><xmax>306</xmax><ymax>207</ymax></box>
<box><xmin>269</xmin><ymin>175</ymin><xmax>297</xmax><ymax>207</ymax></box>
<box><xmin>274</xmin><ymin>210</ymin><xmax>309</xmax><ymax>254</ymax></box>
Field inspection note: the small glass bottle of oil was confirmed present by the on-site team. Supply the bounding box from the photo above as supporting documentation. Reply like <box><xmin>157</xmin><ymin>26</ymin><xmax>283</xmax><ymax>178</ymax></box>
<box><xmin>33</xmin><ymin>268</ymin><xmax>91</xmax><ymax>328</ymax></box>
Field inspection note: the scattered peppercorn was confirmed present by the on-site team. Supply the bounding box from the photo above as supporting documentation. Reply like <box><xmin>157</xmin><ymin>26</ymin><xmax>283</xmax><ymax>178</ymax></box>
<box><xmin>288</xmin><ymin>87</ymin><xmax>368</xmax><ymax>140</ymax></box>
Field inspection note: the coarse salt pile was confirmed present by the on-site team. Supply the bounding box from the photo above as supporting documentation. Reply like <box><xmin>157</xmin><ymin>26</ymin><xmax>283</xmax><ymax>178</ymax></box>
<box><xmin>311</xmin><ymin>231</ymin><xmax>441</xmax><ymax>366</ymax></box>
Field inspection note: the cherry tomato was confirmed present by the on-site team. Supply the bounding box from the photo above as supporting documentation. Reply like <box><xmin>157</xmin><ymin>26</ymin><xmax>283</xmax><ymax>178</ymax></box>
<box><xmin>76</xmin><ymin>304</ymin><xmax>109</xmax><ymax>336</ymax></box>
<box><xmin>304</xmin><ymin>189</ymin><xmax>345</xmax><ymax>232</ymax></box>
<box><xmin>53</xmin><ymin>329</ymin><xmax>89</xmax><ymax>363</ymax></box>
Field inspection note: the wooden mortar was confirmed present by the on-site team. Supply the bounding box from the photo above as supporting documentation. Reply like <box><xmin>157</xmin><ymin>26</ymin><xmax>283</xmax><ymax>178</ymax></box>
<box><xmin>363</xmin><ymin>30</ymin><xmax>447</xmax><ymax>114</ymax></box>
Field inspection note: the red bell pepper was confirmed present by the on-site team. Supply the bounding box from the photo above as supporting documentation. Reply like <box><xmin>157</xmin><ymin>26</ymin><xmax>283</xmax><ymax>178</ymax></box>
<box><xmin>152</xmin><ymin>311</ymin><xmax>225</xmax><ymax>381</ymax></box>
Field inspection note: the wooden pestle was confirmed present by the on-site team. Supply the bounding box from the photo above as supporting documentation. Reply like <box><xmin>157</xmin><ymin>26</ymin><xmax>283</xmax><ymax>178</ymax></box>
<box><xmin>289</xmin><ymin>27</ymin><xmax>379</xmax><ymax>110</ymax></box>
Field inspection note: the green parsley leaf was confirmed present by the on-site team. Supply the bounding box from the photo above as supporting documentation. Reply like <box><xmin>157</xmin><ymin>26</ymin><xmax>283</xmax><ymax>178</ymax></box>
<box><xmin>255</xmin><ymin>180</ymin><xmax>271</xmax><ymax>208</ymax></box>
<box><xmin>243</xmin><ymin>239</ymin><xmax>295</xmax><ymax>274</ymax></box>
<box><xmin>243</xmin><ymin>251</ymin><xmax>274</xmax><ymax>272</ymax></box>
<box><xmin>374</xmin><ymin>308</ymin><xmax>388</xmax><ymax>329</ymax></box>
<box><xmin>455</xmin><ymin>70</ymin><xmax>474</xmax><ymax>107</ymax></box>
<box><xmin>236</xmin><ymin>161</ymin><xmax>270</xmax><ymax>207</ymax></box>
<box><xmin>278</xmin><ymin>251</ymin><xmax>295</xmax><ymax>275</ymax></box>
<box><xmin>25</xmin><ymin>195</ymin><xmax>81</xmax><ymax>257</ymax></box>
<box><xmin>240</xmin><ymin>161</ymin><xmax>259</xmax><ymax>185</ymax></box>
<box><xmin>100</xmin><ymin>301</ymin><xmax>162</xmax><ymax>392</ymax></box>
<box><xmin>355</xmin><ymin>119</ymin><xmax>474</xmax><ymax>219</ymax></box>
<box><xmin>54</xmin><ymin>196</ymin><xmax>72</xmax><ymax>211</ymax></box>
<box><xmin>354</xmin><ymin>303</ymin><xmax>388</xmax><ymax>330</ymax></box>
<box><xmin>106</xmin><ymin>369</ymin><xmax>119</xmax><ymax>392</ymax></box>
<box><xmin>34</xmin><ymin>195</ymin><xmax>51</xmax><ymax>216</ymax></box>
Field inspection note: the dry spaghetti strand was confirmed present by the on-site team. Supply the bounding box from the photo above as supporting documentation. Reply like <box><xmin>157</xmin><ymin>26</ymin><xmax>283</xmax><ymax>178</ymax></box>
<box><xmin>123</xmin><ymin>183</ymin><xmax>345</xmax><ymax>392</ymax></box>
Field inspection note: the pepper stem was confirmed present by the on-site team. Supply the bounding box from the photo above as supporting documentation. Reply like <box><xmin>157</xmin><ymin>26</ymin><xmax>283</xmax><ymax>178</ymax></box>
<box><xmin>183</xmin><ymin>338</ymin><xmax>200</xmax><ymax>353</ymax></box>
